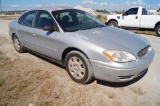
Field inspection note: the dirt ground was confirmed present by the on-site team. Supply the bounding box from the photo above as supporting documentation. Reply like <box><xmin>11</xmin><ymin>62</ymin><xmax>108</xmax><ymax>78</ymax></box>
<box><xmin>0</xmin><ymin>19</ymin><xmax>160</xmax><ymax>106</ymax></box>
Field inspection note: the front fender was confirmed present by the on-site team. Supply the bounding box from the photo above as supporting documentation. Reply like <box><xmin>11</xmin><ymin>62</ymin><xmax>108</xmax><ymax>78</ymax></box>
<box><xmin>57</xmin><ymin>33</ymin><xmax>109</xmax><ymax>63</ymax></box>
<box><xmin>9</xmin><ymin>19</ymin><xmax>19</xmax><ymax>39</ymax></box>
<box><xmin>107</xmin><ymin>14</ymin><xmax>122</xmax><ymax>25</ymax></box>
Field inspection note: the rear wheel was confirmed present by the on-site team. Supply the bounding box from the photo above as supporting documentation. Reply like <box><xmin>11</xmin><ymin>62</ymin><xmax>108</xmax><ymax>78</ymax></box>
<box><xmin>108</xmin><ymin>21</ymin><xmax>118</xmax><ymax>27</ymax></box>
<box><xmin>65</xmin><ymin>51</ymin><xmax>94</xmax><ymax>84</ymax></box>
<box><xmin>155</xmin><ymin>25</ymin><xmax>160</xmax><ymax>37</ymax></box>
<box><xmin>12</xmin><ymin>34</ymin><xmax>26</xmax><ymax>53</ymax></box>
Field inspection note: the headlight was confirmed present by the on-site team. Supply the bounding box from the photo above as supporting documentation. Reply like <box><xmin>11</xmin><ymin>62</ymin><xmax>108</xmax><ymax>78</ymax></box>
<box><xmin>103</xmin><ymin>50</ymin><xmax>136</xmax><ymax>63</ymax></box>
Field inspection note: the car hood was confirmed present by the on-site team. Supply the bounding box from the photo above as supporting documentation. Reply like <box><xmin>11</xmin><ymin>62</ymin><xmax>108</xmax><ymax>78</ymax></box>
<box><xmin>72</xmin><ymin>26</ymin><xmax>149</xmax><ymax>56</ymax></box>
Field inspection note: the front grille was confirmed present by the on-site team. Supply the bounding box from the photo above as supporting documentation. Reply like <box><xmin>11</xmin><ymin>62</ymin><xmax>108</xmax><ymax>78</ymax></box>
<box><xmin>138</xmin><ymin>46</ymin><xmax>150</xmax><ymax>57</ymax></box>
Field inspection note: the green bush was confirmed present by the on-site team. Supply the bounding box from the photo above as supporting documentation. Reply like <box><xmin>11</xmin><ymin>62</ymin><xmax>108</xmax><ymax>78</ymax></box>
<box><xmin>96</xmin><ymin>14</ymin><xmax>101</xmax><ymax>19</ymax></box>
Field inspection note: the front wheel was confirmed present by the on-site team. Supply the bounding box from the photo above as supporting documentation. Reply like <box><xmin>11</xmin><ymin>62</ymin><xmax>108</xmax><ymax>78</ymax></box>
<box><xmin>155</xmin><ymin>25</ymin><xmax>160</xmax><ymax>37</ymax></box>
<box><xmin>65</xmin><ymin>51</ymin><xmax>94</xmax><ymax>84</ymax></box>
<box><xmin>108</xmin><ymin>21</ymin><xmax>118</xmax><ymax>27</ymax></box>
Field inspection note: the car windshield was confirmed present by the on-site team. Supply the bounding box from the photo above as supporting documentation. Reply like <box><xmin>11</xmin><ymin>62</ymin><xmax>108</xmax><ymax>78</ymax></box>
<box><xmin>52</xmin><ymin>9</ymin><xmax>106</xmax><ymax>32</ymax></box>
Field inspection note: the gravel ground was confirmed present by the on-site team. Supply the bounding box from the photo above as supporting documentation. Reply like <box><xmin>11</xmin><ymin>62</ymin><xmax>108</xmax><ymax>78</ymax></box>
<box><xmin>0</xmin><ymin>19</ymin><xmax>160</xmax><ymax>106</ymax></box>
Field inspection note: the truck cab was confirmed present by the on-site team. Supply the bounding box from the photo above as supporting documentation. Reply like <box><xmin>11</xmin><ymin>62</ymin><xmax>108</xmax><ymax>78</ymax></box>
<box><xmin>106</xmin><ymin>7</ymin><xmax>160</xmax><ymax>36</ymax></box>
<box><xmin>120</xmin><ymin>7</ymin><xmax>147</xmax><ymax>27</ymax></box>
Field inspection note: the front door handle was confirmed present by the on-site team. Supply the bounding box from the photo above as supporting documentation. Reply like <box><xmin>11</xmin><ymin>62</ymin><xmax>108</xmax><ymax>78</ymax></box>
<box><xmin>135</xmin><ymin>16</ymin><xmax>138</xmax><ymax>19</ymax></box>
<box><xmin>32</xmin><ymin>33</ymin><xmax>36</xmax><ymax>36</ymax></box>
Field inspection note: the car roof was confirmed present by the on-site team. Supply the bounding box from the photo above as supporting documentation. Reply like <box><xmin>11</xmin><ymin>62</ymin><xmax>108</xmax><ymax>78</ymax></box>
<box><xmin>28</xmin><ymin>6</ymin><xmax>74</xmax><ymax>12</ymax></box>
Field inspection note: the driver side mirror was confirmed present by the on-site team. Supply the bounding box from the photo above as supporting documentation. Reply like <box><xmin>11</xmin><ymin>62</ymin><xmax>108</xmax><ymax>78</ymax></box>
<box><xmin>122</xmin><ymin>13</ymin><xmax>128</xmax><ymax>16</ymax></box>
<box><xmin>122</xmin><ymin>10</ymin><xmax>125</xmax><ymax>16</ymax></box>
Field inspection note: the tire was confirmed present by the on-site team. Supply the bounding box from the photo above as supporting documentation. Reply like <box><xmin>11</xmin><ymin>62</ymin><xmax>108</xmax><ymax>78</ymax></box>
<box><xmin>65</xmin><ymin>51</ymin><xmax>94</xmax><ymax>84</ymax></box>
<box><xmin>155</xmin><ymin>25</ymin><xmax>160</xmax><ymax>37</ymax></box>
<box><xmin>12</xmin><ymin>34</ymin><xmax>26</xmax><ymax>53</ymax></box>
<box><xmin>108</xmin><ymin>21</ymin><xmax>118</xmax><ymax>27</ymax></box>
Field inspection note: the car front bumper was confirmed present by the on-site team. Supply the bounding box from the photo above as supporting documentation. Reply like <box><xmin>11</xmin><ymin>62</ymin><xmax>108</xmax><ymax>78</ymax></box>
<box><xmin>90</xmin><ymin>48</ymin><xmax>155</xmax><ymax>82</ymax></box>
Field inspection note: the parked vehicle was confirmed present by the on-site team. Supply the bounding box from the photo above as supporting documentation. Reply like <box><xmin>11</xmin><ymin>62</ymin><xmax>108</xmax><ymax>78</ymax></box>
<box><xmin>106</xmin><ymin>7</ymin><xmax>160</xmax><ymax>37</ymax></box>
<box><xmin>9</xmin><ymin>6</ymin><xmax>155</xmax><ymax>84</ymax></box>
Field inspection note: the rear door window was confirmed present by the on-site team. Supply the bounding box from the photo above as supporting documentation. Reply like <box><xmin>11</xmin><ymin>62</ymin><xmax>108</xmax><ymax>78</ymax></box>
<box><xmin>20</xmin><ymin>11</ymin><xmax>36</xmax><ymax>27</ymax></box>
<box><xmin>142</xmin><ymin>8</ymin><xmax>148</xmax><ymax>15</ymax></box>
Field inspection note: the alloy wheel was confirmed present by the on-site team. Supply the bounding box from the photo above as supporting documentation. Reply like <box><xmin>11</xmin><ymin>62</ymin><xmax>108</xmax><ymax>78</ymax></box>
<box><xmin>68</xmin><ymin>56</ymin><xmax>85</xmax><ymax>79</ymax></box>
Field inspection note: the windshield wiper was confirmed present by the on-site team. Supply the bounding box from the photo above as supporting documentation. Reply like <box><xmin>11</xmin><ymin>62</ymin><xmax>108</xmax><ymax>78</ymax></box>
<box><xmin>94</xmin><ymin>25</ymin><xmax>105</xmax><ymax>28</ymax></box>
<box><xmin>69</xmin><ymin>25</ymin><xmax>106</xmax><ymax>32</ymax></box>
<box><xmin>79</xmin><ymin>25</ymin><xmax>105</xmax><ymax>30</ymax></box>
<box><xmin>65</xmin><ymin>28</ymin><xmax>87</xmax><ymax>32</ymax></box>
<box><xmin>71</xmin><ymin>27</ymin><xmax>93</xmax><ymax>32</ymax></box>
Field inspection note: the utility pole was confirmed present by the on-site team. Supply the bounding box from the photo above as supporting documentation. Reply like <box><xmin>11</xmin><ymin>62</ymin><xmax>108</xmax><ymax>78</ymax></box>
<box><xmin>150</xmin><ymin>0</ymin><xmax>152</xmax><ymax>9</ymax></box>
<box><xmin>0</xmin><ymin>0</ymin><xmax>2</xmax><ymax>12</ymax></box>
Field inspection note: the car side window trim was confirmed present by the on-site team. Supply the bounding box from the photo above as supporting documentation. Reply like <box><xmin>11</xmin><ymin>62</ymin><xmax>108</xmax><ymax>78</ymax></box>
<box><xmin>32</xmin><ymin>11</ymin><xmax>38</xmax><ymax>27</ymax></box>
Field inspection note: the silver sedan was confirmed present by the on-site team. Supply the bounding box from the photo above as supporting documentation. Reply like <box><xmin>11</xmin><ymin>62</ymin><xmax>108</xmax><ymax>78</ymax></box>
<box><xmin>9</xmin><ymin>6</ymin><xmax>155</xmax><ymax>84</ymax></box>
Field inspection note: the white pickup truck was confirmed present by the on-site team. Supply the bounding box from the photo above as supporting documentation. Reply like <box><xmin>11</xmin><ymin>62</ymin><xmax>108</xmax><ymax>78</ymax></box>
<box><xmin>106</xmin><ymin>7</ymin><xmax>160</xmax><ymax>36</ymax></box>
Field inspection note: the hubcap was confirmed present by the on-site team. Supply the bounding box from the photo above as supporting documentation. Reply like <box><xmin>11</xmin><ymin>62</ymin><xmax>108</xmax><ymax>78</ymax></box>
<box><xmin>68</xmin><ymin>57</ymin><xmax>85</xmax><ymax>79</ymax></box>
<box><xmin>158</xmin><ymin>28</ymin><xmax>160</xmax><ymax>34</ymax></box>
<box><xmin>14</xmin><ymin>37</ymin><xmax>20</xmax><ymax>51</ymax></box>
<box><xmin>109</xmin><ymin>23</ymin><xmax>115</xmax><ymax>27</ymax></box>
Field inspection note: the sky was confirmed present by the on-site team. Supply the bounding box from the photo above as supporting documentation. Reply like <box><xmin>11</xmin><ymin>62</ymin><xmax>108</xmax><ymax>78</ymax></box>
<box><xmin>0</xmin><ymin>0</ymin><xmax>160</xmax><ymax>11</ymax></box>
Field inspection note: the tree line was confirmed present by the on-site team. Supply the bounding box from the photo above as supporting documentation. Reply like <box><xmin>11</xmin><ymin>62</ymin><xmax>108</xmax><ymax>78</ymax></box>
<box><xmin>96</xmin><ymin>9</ymin><xmax>123</xmax><ymax>14</ymax></box>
